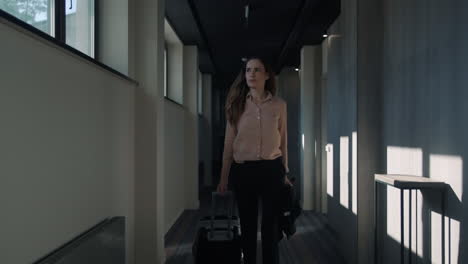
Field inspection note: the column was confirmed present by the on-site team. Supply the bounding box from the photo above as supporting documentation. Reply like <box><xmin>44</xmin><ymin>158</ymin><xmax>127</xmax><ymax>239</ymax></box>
<box><xmin>184</xmin><ymin>46</ymin><xmax>199</xmax><ymax>209</ymax></box>
<box><xmin>300</xmin><ymin>45</ymin><xmax>322</xmax><ymax>211</ymax></box>
<box><xmin>131</xmin><ymin>0</ymin><xmax>166</xmax><ymax>263</ymax></box>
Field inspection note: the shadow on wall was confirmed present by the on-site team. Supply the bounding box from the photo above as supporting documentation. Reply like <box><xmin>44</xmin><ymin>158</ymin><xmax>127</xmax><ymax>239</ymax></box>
<box><xmin>376</xmin><ymin>146</ymin><xmax>465</xmax><ymax>264</ymax></box>
<box><xmin>325</xmin><ymin>131</ymin><xmax>358</xmax><ymax>262</ymax></box>
<box><xmin>327</xmin><ymin>193</ymin><xmax>357</xmax><ymax>263</ymax></box>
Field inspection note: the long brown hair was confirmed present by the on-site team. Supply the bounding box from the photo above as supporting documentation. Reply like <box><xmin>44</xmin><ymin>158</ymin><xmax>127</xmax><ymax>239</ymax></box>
<box><xmin>225</xmin><ymin>57</ymin><xmax>276</xmax><ymax>127</ymax></box>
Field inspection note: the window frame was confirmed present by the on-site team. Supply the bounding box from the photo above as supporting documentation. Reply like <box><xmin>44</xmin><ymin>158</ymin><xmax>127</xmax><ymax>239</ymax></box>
<box><xmin>163</xmin><ymin>42</ymin><xmax>184</xmax><ymax>107</ymax></box>
<box><xmin>0</xmin><ymin>1</ymin><xmax>132</xmax><ymax>82</ymax></box>
<box><xmin>163</xmin><ymin>18</ymin><xmax>184</xmax><ymax>106</ymax></box>
<box><xmin>1</xmin><ymin>0</ymin><xmax>95</xmax><ymax>55</ymax></box>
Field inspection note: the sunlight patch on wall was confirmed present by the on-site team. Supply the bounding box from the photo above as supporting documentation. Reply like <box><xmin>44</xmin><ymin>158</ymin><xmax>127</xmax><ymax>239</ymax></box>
<box><xmin>326</xmin><ymin>144</ymin><xmax>334</xmax><ymax>197</ymax></box>
<box><xmin>352</xmin><ymin>132</ymin><xmax>357</xmax><ymax>214</ymax></box>
<box><xmin>386</xmin><ymin>146</ymin><xmax>423</xmax><ymax>244</ymax></box>
<box><xmin>445</xmin><ymin>218</ymin><xmax>460</xmax><ymax>264</ymax></box>
<box><xmin>430</xmin><ymin>154</ymin><xmax>463</xmax><ymax>201</ymax></box>
<box><xmin>430</xmin><ymin>154</ymin><xmax>462</xmax><ymax>264</ymax></box>
<box><xmin>431</xmin><ymin>211</ymin><xmax>443</xmax><ymax>264</ymax></box>
<box><xmin>386</xmin><ymin>146</ymin><xmax>423</xmax><ymax>175</ymax></box>
<box><xmin>412</xmin><ymin>188</ymin><xmax>422</xmax><ymax>259</ymax></box>
<box><xmin>385</xmin><ymin>187</ymin><xmax>404</xmax><ymax>243</ymax></box>
<box><xmin>340</xmin><ymin>137</ymin><xmax>349</xmax><ymax>208</ymax></box>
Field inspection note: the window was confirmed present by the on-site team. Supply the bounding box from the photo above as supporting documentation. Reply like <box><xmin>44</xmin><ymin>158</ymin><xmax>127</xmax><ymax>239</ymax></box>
<box><xmin>164</xmin><ymin>19</ymin><xmax>184</xmax><ymax>105</ymax></box>
<box><xmin>0</xmin><ymin>0</ymin><xmax>52</xmax><ymax>35</ymax></box>
<box><xmin>65</xmin><ymin>0</ymin><xmax>95</xmax><ymax>57</ymax></box>
<box><xmin>1</xmin><ymin>0</ymin><xmax>95</xmax><ymax>57</ymax></box>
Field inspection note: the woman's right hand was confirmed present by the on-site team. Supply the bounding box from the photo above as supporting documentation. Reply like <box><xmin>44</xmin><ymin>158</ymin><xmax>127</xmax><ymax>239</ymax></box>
<box><xmin>217</xmin><ymin>178</ymin><xmax>228</xmax><ymax>194</ymax></box>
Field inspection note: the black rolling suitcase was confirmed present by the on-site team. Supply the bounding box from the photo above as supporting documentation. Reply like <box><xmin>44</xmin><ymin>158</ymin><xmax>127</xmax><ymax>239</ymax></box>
<box><xmin>192</xmin><ymin>191</ymin><xmax>242</xmax><ymax>264</ymax></box>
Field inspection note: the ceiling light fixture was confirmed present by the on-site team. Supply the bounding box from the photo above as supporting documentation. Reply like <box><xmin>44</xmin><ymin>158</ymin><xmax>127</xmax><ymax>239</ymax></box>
<box><xmin>323</xmin><ymin>34</ymin><xmax>328</xmax><ymax>38</ymax></box>
<box><xmin>244</xmin><ymin>5</ymin><xmax>249</xmax><ymax>27</ymax></box>
<box><xmin>295</xmin><ymin>68</ymin><xmax>300</xmax><ymax>72</ymax></box>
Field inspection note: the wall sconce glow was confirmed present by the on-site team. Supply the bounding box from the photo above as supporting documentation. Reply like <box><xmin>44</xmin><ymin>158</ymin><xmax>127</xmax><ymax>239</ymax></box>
<box><xmin>294</xmin><ymin>68</ymin><xmax>300</xmax><ymax>72</ymax></box>
<box><xmin>302</xmin><ymin>134</ymin><xmax>305</xmax><ymax>150</ymax></box>
<box><xmin>314</xmin><ymin>140</ymin><xmax>317</xmax><ymax>158</ymax></box>
<box><xmin>340</xmin><ymin>136</ymin><xmax>349</xmax><ymax>208</ymax></box>
<box><xmin>326</xmin><ymin>144</ymin><xmax>334</xmax><ymax>197</ymax></box>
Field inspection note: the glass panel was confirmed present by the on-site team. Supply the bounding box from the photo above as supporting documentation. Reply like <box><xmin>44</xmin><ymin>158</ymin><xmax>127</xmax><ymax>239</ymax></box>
<box><xmin>65</xmin><ymin>0</ymin><xmax>94</xmax><ymax>57</ymax></box>
<box><xmin>0</xmin><ymin>0</ymin><xmax>52</xmax><ymax>35</ymax></box>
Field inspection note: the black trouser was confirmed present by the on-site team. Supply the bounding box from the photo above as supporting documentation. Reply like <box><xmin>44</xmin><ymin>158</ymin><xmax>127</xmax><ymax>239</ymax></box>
<box><xmin>231</xmin><ymin>157</ymin><xmax>285</xmax><ymax>264</ymax></box>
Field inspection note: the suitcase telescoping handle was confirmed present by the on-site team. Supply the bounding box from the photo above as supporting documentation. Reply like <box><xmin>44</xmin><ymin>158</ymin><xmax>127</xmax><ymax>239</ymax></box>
<box><xmin>210</xmin><ymin>191</ymin><xmax>235</xmax><ymax>239</ymax></box>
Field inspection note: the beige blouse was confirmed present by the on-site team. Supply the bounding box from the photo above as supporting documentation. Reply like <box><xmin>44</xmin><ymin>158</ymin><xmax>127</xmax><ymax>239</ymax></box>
<box><xmin>221</xmin><ymin>91</ymin><xmax>289</xmax><ymax>181</ymax></box>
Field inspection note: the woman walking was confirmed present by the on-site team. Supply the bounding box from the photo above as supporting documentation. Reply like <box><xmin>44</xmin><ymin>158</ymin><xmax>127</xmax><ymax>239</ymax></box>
<box><xmin>217</xmin><ymin>57</ymin><xmax>292</xmax><ymax>264</ymax></box>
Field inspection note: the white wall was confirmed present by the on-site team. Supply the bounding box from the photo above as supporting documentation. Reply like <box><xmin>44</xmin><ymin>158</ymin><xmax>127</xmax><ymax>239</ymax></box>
<box><xmin>0</xmin><ymin>20</ymin><xmax>135</xmax><ymax>264</ymax></box>
<box><xmin>379</xmin><ymin>0</ymin><xmax>468</xmax><ymax>263</ymax></box>
<box><xmin>325</xmin><ymin>0</ymin><xmax>468</xmax><ymax>263</ymax></box>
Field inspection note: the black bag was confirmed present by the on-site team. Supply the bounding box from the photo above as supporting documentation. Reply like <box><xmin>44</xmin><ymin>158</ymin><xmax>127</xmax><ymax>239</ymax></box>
<box><xmin>278</xmin><ymin>177</ymin><xmax>302</xmax><ymax>240</ymax></box>
<box><xmin>192</xmin><ymin>191</ymin><xmax>242</xmax><ymax>264</ymax></box>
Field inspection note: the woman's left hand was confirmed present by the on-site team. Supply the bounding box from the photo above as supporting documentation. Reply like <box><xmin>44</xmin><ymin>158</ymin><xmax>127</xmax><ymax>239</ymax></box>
<box><xmin>285</xmin><ymin>176</ymin><xmax>293</xmax><ymax>186</ymax></box>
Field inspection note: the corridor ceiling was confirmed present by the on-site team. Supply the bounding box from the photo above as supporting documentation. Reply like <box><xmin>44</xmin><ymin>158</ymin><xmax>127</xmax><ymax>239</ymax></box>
<box><xmin>166</xmin><ymin>0</ymin><xmax>340</xmax><ymax>76</ymax></box>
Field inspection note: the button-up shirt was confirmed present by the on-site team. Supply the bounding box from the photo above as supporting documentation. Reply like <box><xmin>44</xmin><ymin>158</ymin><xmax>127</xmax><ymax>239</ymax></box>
<box><xmin>221</xmin><ymin>91</ymin><xmax>289</xmax><ymax>180</ymax></box>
